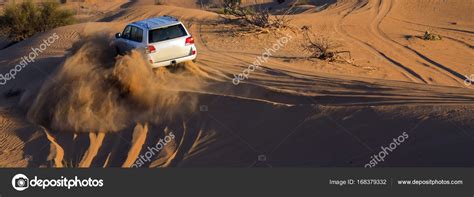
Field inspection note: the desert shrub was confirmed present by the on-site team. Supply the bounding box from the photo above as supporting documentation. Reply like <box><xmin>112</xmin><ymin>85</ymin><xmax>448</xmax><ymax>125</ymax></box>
<box><xmin>223</xmin><ymin>0</ymin><xmax>241</xmax><ymax>14</ymax></box>
<box><xmin>0</xmin><ymin>1</ymin><xmax>74</xmax><ymax>42</ymax></box>
<box><xmin>221</xmin><ymin>2</ymin><xmax>292</xmax><ymax>33</ymax></box>
<box><xmin>245</xmin><ymin>8</ymin><xmax>272</xmax><ymax>28</ymax></box>
<box><xmin>422</xmin><ymin>31</ymin><xmax>442</xmax><ymax>41</ymax></box>
<box><xmin>301</xmin><ymin>26</ymin><xmax>353</xmax><ymax>63</ymax></box>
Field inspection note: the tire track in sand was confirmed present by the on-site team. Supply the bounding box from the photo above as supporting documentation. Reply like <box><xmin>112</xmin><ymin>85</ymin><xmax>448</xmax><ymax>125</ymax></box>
<box><xmin>333</xmin><ymin>0</ymin><xmax>427</xmax><ymax>83</ymax></box>
<box><xmin>370</xmin><ymin>0</ymin><xmax>467</xmax><ymax>86</ymax></box>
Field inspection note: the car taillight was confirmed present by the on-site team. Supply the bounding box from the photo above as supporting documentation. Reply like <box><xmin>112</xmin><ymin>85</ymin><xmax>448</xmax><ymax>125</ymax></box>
<box><xmin>185</xmin><ymin>36</ymin><xmax>194</xmax><ymax>45</ymax></box>
<box><xmin>147</xmin><ymin>45</ymin><xmax>156</xmax><ymax>53</ymax></box>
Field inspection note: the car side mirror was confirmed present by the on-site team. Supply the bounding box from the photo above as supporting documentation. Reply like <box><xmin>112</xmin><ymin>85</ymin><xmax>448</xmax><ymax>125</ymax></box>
<box><xmin>115</xmin><ymin>33</ymin><xmax>122</xmax><ymax>38</ymax></box>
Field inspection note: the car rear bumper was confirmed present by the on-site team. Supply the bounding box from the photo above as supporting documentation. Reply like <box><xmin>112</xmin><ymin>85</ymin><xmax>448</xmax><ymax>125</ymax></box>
<box><xmin>149</xmin><ymin>54</ymin><xmax>197</xmax><ymax>68</ymax></box>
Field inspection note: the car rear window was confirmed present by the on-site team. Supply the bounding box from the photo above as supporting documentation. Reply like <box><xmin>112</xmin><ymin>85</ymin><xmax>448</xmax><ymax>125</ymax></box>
<box><xmin>149</xmin><ymin>24</ymin><xmax>187</xmax><ymax>43</ymax></box>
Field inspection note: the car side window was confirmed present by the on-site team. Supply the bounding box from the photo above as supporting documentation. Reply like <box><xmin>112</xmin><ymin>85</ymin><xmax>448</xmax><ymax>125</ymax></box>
<box><xmin>136</xmin><ymin>28</ymin><xmax>143</xmax><ymax>42</ymax></box>
<box><xmin>130</xmin><ymin>26</ymin><xmax>143</xmax><ymax>43</ymax></box>
<box><xmin>122</xmin><ymin>26</ymin><xmax>132</xmax><ymax>40</ymax></box>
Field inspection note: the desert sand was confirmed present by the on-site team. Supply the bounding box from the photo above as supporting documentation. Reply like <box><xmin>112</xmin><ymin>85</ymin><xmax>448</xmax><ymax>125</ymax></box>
<box><xmin>0</xmin><ymin>0</ymin><xmax>473</xmax><ymax>167</ymax></box>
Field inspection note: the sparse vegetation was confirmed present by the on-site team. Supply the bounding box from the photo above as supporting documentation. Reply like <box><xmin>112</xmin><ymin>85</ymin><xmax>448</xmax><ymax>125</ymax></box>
<box><xmin>0</xmin><ymin>1</ymin><xmax>74</xmax><ymax>42</ymax></box>
<box><xmin>223</xmin><ymin>0</ymin><xmax>241</xmax><ymax>14</ymax></box>
<box><xmin>221</xmin><ymin>0</ymin><xmax>293</xmax><ymax>34</ymax></box>
<box><xmin>422</xmin><ymin>31</ymin><xmax>442</xmax><ymax>41</ymax></box>
<box><xmin>301</xmin><ymin>26</ymin><xmax>354</xmax><ymax>64</ymax></box>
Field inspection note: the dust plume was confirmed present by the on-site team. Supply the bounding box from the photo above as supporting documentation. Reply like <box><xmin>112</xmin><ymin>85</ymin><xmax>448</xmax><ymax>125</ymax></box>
<box><xmin>27</xmin><ymin>34</ymin><xmax>204</xmax><ymax>133</ymax></box>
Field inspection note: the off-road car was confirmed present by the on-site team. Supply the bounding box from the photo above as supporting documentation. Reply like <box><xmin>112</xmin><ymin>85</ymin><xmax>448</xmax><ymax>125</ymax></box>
<box><xmin>114</xmin><ymin>16</ymin><xmax>197</xmax><ymax>67</ymax></box>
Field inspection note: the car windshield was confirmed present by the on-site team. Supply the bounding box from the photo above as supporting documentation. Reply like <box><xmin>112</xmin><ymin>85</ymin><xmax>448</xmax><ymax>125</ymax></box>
<box><xmin>149</xmin><ymin>24</ymin><xmax>187</xmax><ymax>43</ymax></box>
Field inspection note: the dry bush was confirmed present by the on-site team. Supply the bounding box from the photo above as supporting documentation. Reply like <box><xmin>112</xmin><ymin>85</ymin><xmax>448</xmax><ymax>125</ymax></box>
<box><xmin>422</xmin><ymin>31</ymin><xmax>442</xmax><ymax>41</ymax></box>
<box><xmin>223</xmin><ymin>0</ymin><xmax>241</xmax><ymax>13</ymax></box>
<box><xmin>221</xmin><ymin>0</ymin><xmax>293</xmax><ymax>34</ymax></box>
<box><xmin>0</xmin><ymin>1</ymin><xmax>74</xmax><ymax>42</ymax></box>
<box><xmin>301</xmin><ymin>26</ymin><xmax>354</xmax><ymax>64</ymax></box>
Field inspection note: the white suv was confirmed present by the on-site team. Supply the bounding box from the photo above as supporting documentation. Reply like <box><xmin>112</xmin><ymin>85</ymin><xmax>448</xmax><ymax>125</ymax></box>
<box><xmin>114</xmin><ymin>16</ymin><xmax>197</xmax><ymax>68</ymax></box>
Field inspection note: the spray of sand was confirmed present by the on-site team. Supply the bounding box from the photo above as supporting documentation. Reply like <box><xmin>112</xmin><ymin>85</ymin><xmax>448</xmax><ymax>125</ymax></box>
<box><xmin>27</xmin><ymin>35</ymin><xmax>204</xmax><ymax>133</ymax></box>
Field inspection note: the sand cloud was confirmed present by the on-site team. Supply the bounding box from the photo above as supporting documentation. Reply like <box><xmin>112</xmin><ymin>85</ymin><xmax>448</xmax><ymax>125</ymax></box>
<box><xmin>26</xmin><ymin>34</ymin><xmax>203</xmax><ymax>133</ymax></box>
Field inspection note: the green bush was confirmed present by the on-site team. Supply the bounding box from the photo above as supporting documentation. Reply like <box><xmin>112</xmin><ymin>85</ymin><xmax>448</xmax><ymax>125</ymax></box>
<box><xmin>0</xmin><ymin>1</ymin><xmax>74</xmax><ymax>42</ymax></box>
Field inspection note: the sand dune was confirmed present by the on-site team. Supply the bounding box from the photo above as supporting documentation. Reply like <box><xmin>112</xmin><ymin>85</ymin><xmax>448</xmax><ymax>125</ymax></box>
<box><xmin>289</xmin><ymin>0</ymin><xmax>473</xmax><ymax>86</ymax></box>
<box><xmin>0</xmin><ymin>0</ymin><xmax>473</xmax><ymax>167</ymax></box>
